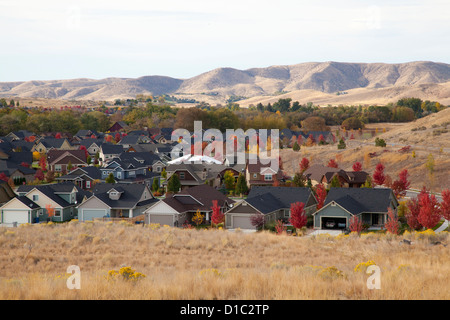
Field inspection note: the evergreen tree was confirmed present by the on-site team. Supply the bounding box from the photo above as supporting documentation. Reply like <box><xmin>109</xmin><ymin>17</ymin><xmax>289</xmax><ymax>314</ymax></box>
<box><xmin>105</xmin><ymin>172</ymin><xmax>115</xmax><ymax>184</ymax></box>
<box><xmin>167</xmin><ymin>174</ymin><xmax>181</xmax><ymax>193</ymax></box>
<box><xmin>292</xmin><ymin>141</ymin><xmax>300</xmax><ymax>151</ymax></box>
<box><xmin>337</xmin><ymin>138</ymin><xmax>346</xmax><ymax>149</ymax></box>
<box><xmin>234</xmin><ymin>173</ymin><xmax>248</xmax><ymax>196</ymax></box>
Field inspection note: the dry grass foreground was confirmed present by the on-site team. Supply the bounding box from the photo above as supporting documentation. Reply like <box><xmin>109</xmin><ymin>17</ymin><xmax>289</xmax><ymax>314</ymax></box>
<box><xmin>0</xmin><ymin>221</ymin><xmax>449</xmax><ymax>300</ymax></box>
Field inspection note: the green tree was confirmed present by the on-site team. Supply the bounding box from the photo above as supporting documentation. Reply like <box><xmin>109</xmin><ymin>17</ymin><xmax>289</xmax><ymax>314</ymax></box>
<box><xmin>167</xmin><ymin>174</ymin><xmax>181</xmax><ymax>193</ymax></box>
<box><xmin>151</xmin><ymin>178</ymin><xmax>159</xmax><ymax>192</ymax></box>
<box><xmin>375</xmin><ymin>137</ymin><xmax>386</xmax><ymax>147</ymax></box>
<box><xmin>105</xmin><ymin>173</ymin><xmax>115</xmax><ymax>184</ymax></box>
<box><xmin>292</xmin><ymin>141</ymin><xmax>300</xmax><ymax>151</ymax></box>
<box><xmin>234</xmin><ymin>173</ymin><xmax>248</xmax><ymax>196</ymax></box>
<box><xmin>293</xmin><ymin>172</ymin><xmax>306</xmax><ymax>187</ymax></box>
<box><xmin>337</xmin><ymin>138</ymin><xmax>346</xmax><ymax>149</ymax></box>
<box><xmin>223</xmin><ymin>170</ymin><xmax>235</xmax><ymax>191</ymax></box>
<box><xmin>330</xmin><ymin>175</ymin><xmax>341</xmax><ymax>188</ymax></box>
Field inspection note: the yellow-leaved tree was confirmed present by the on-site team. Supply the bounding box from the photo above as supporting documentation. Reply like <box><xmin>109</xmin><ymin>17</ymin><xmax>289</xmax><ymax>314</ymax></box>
<box><xmin>192</xmin><ymin>209</ymin><xmax>204</xmax><ymax>227</ymax></box>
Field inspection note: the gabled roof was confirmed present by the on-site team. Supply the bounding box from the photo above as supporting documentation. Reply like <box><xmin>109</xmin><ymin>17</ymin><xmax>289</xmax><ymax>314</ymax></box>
<box><xmin>17</xmin><ymin>182</ymin><xmax>91</xmax><ymax>207</ymax></box>
<box><xmin>161</xmin><ymin>184</ymin><xmax>233</xmax><ymax>213</ymax></box>
<box><xmin>38</xmin><ymin>137</ymin><xmax>70</xmax><ymax>149</ymax></box>
<box><xmin>322</xmin><ymin>187</ymin><xmax>397</xmax><ymax>215</ymax></box>
<box><xmin>56</xmin><ymin>166</ymin><xmax>102</xmax><ymax>181</ymax></box>
<box><xmin>100</xmin><ymin>144</ymin><xmax>124</xmax><ymax>155</ymax></box>
<box><xmin>15</xmin><ymin>196</ymin><xmax>40</xmax><ymax>209</ymax></box>
<box><xmin>87</xmin><ymin>183</ymin><xmax>155</xmax><ymax>209</ymax></box>
<box><xmin>247</xmin><ymin>186</ymin><xmax>316</xmax><ymax>211</ymax></box>
<box><xmin>47</xmin><ymin>149</ymin><xmax>87</xmax><ymax>165</ymax></box>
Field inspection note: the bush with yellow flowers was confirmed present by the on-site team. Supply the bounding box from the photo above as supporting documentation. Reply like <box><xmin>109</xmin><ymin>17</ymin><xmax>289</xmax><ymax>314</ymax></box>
<box><xmin>107</xmin><ymin>266</ymin><xmax>146</xmax><ymax>282</ymax></box>
<box><xmin>354</xmin><ymin>260</ymin><xmax>376</xmax><ymax>273</ymax></box>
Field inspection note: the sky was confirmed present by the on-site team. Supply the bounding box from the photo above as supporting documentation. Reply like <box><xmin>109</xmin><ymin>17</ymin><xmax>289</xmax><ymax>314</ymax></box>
<box><xmin>0</xmin><ymin>0</ymin><xmax>449</xmax><ymax>82</ymax></box>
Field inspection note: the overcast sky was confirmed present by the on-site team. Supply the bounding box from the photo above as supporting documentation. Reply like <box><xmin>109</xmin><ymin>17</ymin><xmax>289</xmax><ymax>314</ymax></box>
<box><xmin>1</xmin><ymin>0</ymin><xmax>449</xmax><ymax>81</ymax></box>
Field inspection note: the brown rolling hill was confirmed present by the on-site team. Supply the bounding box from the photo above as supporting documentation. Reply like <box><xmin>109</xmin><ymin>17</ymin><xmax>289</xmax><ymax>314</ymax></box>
<box><xmin>1</xmin><ymin>61</ymin><xmax>450</xmax><ymax>105</ymax></box>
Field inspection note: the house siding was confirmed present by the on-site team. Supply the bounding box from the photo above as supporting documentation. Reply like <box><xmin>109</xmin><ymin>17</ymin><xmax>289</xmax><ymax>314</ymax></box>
<box><xmin>313</xmin><ymin>205</ymin><xmax>352</xmax><ymax>229</ymax></box>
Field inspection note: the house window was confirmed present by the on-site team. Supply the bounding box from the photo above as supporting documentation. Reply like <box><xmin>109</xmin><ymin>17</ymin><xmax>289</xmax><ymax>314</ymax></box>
<box><xmin>264</xmin><ymin>174</ymin><xmax>272</xmax><ymax>181</ymax></box>
<box><xmin>86</xmin><ymin>181</ymin><xmax>91</xmax><ymax>189</ymax></box>
<box><xmin>117</xmin><ymin>172</ymin><xmax>122</xmax><ymax>179</ymax></box>
<box><xmin>54</xmin><ymin>209</ymin><xmax>61</xmax><ymax>217</ymax></box>
<box><xmin>253</xmin><ymin>173</ymin><xmax>257</xmax><ymax>179</ymax></box>
<box><xmin>285</xmin><ymin>210</ymin><xmax>290</xmax><ymax>218</ymax></box>
<box><xmin>156</xmin><ymin>166</ymin><xmax>161</xmax><ymax>172</ymax></box>
<box><xmin>33</xmin><ymin>195</ymin><xmax>39</xmax><ymax>201</ymax></box>
<box><xmin>55</xmin><ymin>165</ymin><xmax>62</xmax><ymax>172</ymax></box>
<box><xmin>179</xmin><ymin>172</ymin><xmax>185</xmax><ymax>180</ymax></box>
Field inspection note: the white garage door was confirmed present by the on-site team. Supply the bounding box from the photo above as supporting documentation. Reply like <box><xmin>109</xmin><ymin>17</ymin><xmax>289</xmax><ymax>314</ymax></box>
<box><xmin>3</xmin><ymin>210</ymin><xmax>29</xmax><ymax>225</ymax></box>
<box><xmin>149</xmin><ymin>214</ymin><xmax>174</xmax><ymax>226</ymax></box>
<box><xmin>232</xmin><ymin>215</ymin><xmax>255</xmax><ymax>230</ymax></box>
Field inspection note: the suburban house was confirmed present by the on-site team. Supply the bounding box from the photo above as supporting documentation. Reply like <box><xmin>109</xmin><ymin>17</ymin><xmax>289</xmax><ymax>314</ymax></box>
<box><xmin>56</xmin><ymin>166</ymin><xmax>103</xmax><ymax>190</ymax></box>
<box><xmin>225</xmin><ymin>186</ymin><xmax>317</xmax><ymax>230</ymax></box>
<box><xmin>99</xmin><ymin>144</ymin><xmax>124</xmax><ymax>164</ymax></box>
<box><xmin>12</xmin><ymin>182</ymin><xmax>91</xmax><ymax>223</ymax></box>
<box><xmin>303</xmin><ymin>164</ymin><xmax>369</xmax><ymax>188</ymax></box>
<box><xmin>118</xmin><ymin>135</ymin><xmax>151</xmax><ymax>149</ymax></box>
<box><xmin>144</xmin><ymin>184</ymin><xmax>234</xmax><ymax>227</ymax></box>
<box><xmin>47</xmin><ymin>149</ymin><xmax>88</xmax><ymax>173</ymax></box>
<box><xmin>7</xmin><ymin>166</ymin><xmax>36</xmax><ymax>184</ymax></box>
<box><xmin>107</xmin><ymin>121</ymin><xmax>129</xmax><ymax>133</ymax></box>
<box><xmin>76</xmin><ymin>183</ymin><xmax>157</xmax><ymax>221</ymax></box>
<box><xmin>74</xmin><ymin>129</ymin><xmax>101</xmax><ymax>139</ymax></box>
<box><xmin>77</xmin><ymin>138</ymin><xmax>105</xmax><ymax>156</ymax></box>
<box><xmin>32</xmin><ymin>137</ymin><xmax>74</xmax><ymax>153</ymax></box>
<box><xmin>163</xmin><ymin>163</ymin><xmax>216</xmax><ymax>191</ymax></box>
<box><xmin>118</xmin><ymin>152</ymin><xmax>165</xmax><ymax>173</ymax></box>
<box><xmin>245</xmin><ymin>159</ymin><xmax>284</xmax><ymax>187</ymax></box>
<box><xmin>0</xmin><ymin>196</ymin><xmax>41</xmax><ymax>226</ymax></box>
<box><xmin>312</xmin><ymin>187</ymin><xmax>399</xmax><ymax>230</ymax></box>
<box><xmin>100</xmin><ymin>157</ymin><xmax>148</xmax><ymax>180</ymax></box>
<box><xmin>5</xmin><ymin>130</ymin><xmax>36</xmax><ymax>142</ymax></box>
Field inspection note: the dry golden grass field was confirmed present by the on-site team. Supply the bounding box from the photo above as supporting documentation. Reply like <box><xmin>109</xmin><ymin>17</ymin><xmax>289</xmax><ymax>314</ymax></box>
<box><xmin>0</xmin><ymin>221</ymin><xmax>448</xmax><ymax>300</ymax></box>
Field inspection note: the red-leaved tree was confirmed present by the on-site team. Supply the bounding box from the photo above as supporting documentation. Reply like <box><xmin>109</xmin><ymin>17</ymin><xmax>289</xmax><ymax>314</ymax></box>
<box><xmin>0</xmin><ymin>173</ymin><xmax>8</xmax><ymax>182</ymax></box>
<box><xmin>275</xmin><ymin>220</ymin><xmax>287</xmax><ymax>235</ymax></box>
<box><xmin>289</xmin><ymin>202</ymin><xmax>307</xmax><ymax>231</ymax></box>
<box><xmin>406</xmin><ymin>197</ymin><xmax>422</xmax><ymax>231</ymax></box>
<box><xmin>372</xmin><ymin>162</ymin><xmax>385</xmax><ymax>186</ymax></box>
<box><xmin>35</xmin><ymin>169</ymin><xmax>45</xmax><ymax>181</ymax></box>
<box><xmin>39</xmin><ymin>157</ymin><xmax>47</xmax><ymax>171</ymax></box>
<box><xmin>314</xmin><ymin>184</ymin><xmax>327</xmax><ymax>210</ymax></box>
<box><xmin>299</xmin><ymin>157</ymin><xmax>309</xmax><ymax>173</ymax></box>
<box><xmin>55</xmin><ymin>132</ymin><xmax>61</xmax><ymax>139</ymax></box>
<box><xmin>440</xmin><ymin>189</ymin><xmax>450</xmax><ymax>222</ymax></box>
<box><xmin>250</xmin><ymin>214</ymin><xmax>265</xmax><ymax>230</ymax></box>
<box><xmin>210</xmin><ymin>200</ymin><xmax>224</xmax><ymax>226</ymax></box>
<box><xmin>392</xmin><ymin>169</ymin><xmax>410</xmax><ymax>199</ymax></box>
<box><xmin>352</xmin><ymin>161</ymin><xmax>362</xmax><ymax>172</ymax></box>
<box><xmin>79</xmin><ymin>145</ymin><xmax>89</xmax><ymax>158</ymax></box>
<box><xmin>418</xmin><ymin>187</ymin><xmax>441</xmax><ymax>229</ymax></box>
<box><xmin>349</xmin><ymin>215</ymin><xmax>363</xmax><ymax>234</ymax></box>
<box><xmin>385</xmin><ymin>207</ymin><xmax>400</xmax><ymax>235</ymax></box>
<box><xmin>327</xmin><ymin>159</ymin><xmax>338</xmax><ymax>168</ymax></box>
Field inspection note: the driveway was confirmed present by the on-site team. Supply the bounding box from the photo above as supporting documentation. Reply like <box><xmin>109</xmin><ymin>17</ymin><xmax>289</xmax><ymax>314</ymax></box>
<box><xmin>308</xmin><ymin>230</ymin><xmax>343</xmax><ymax>237</ymax></box>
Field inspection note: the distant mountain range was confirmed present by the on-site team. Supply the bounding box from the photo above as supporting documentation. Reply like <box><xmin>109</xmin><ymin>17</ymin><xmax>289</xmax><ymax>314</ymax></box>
<box><xmin>1</xmin><ymin>61</ymin><xmax>450</xmax><ymax>105</ymax></box>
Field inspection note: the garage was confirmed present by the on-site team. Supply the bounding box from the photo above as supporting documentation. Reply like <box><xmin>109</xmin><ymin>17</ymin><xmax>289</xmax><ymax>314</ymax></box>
<box><xmin>148</xmin><ymin>214</ymin><xmax>174</xmax><ymax>226</ymax></box>
<box><xmin>321</xmin><ymin>217</ymin><xmax>347</xmax><ymax>230</ymax></box>
<box><xmin>2</xmin><ymin>210</ymin><xmax>29</xmax><ymax>225</ymax></box>
<box><xmin>231</xmin><ymin>215</ymin><xmax>255</xmax><ymax>230</ymax></box>
<box><xmin>81</xmin><ymin>209</ymin><xmax>107</xmax><ymax>221</ymax></box>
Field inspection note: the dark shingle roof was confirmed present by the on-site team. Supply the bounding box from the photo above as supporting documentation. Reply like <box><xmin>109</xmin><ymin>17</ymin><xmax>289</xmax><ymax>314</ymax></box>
<box><xmin>89</xmin><ymin>183</ymin><xmax>155</xmax><ymax>208</ymax></box>
<box><xmin>101</xmin><ymin>144</ymin><xmax>124</xmax><ymax>155</ymax></box>
<box><xmin>323</xmin><ymin>188</ymin><xmax>396</xmax><ymax>215</ymax></box>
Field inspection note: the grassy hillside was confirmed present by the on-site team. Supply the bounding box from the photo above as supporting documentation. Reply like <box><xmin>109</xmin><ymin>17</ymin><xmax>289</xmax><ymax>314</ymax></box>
<box><xmin>0</xmin><ymin>221</ymin><xmax>448</xmax><ymax>300</ymax></box>
<box><xmin>280</xmin><ymin>108</ymin><xmax>450</xmax><ymax>193</ymax></box>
